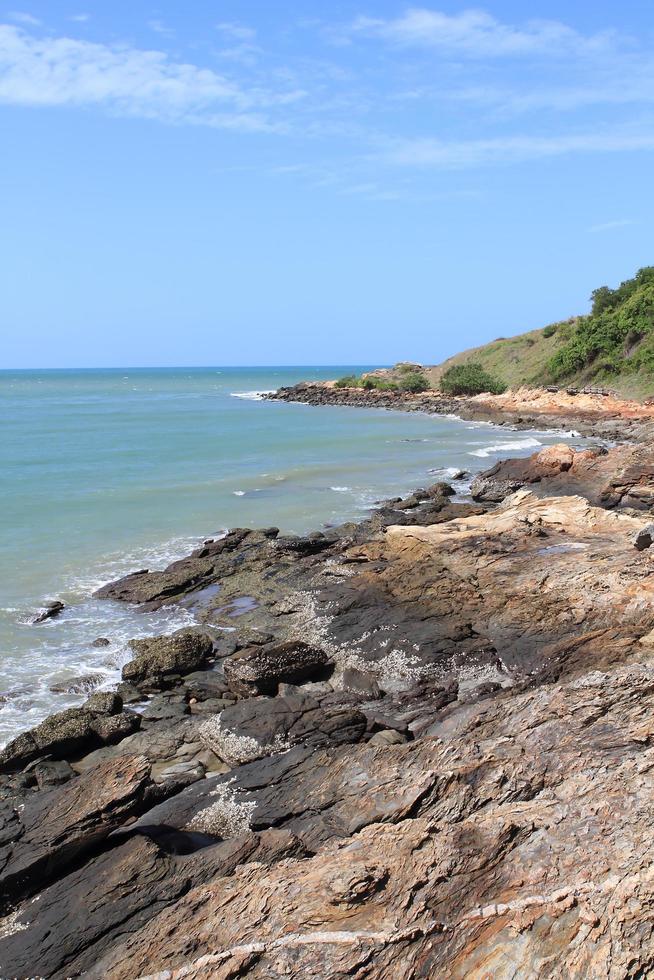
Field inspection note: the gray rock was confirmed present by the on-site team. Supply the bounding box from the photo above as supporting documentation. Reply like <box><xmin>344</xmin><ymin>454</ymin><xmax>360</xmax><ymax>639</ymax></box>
<box><xmin>123</xmin><ymin>628</ymin><xmax>214</xmax><ymax>687</ymax></box>
<box><xmin>633</xmin><ymin>523</ymin><xmax>654</xmax><ymax>551</ymax></box>
<box><xmin>223</xmin><ymin>640</ymin><xmax>331</xmax><ymax>696</ymax></box>
<box><xmin>32</xmin><ymin>600</ymin><xmax>65</xmax><ymax>624</ymax></box>
<box><xmin>0</xmin><ymin>691</ymin><xmax>139</xmax><ymax>773</ymax></box>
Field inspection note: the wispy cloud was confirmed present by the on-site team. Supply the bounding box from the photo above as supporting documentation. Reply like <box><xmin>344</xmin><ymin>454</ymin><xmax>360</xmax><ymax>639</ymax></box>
<box><xmin>7</xmin><ymin>11</ymin><xmax>41</xmax><ymax>26</ymax></box>
<box><xmin>350</xmin><ymin>7</ymin><xmax>617</xmax><ymax>58</ymax></box>
<box><xmin>69</xmin><ymin>14</ymin><xmax>90</xmax><ymax>24</ymax></box>
<box><xmin>0</xmin><ymin>24</ymin><xmax>304</xmax><ymax>131</ymax></box>
<box><xmin>383</xmin><ymin>131</ymin><xmax>654</xmax><ymax>169</ymax></box>
<box><xmin>216</xmin><ymin>22</ymin><xmax>256</xmax><ymax>42</ymax></box>
<box><xmin>147</xmin><ymin>19</ymin><xmax>175</xmax><ymax>39</ymax></box>
<box><xmin>589</xmin><ymin>218</ymin><xmax>636</xmax><ymax>233</ymax></box>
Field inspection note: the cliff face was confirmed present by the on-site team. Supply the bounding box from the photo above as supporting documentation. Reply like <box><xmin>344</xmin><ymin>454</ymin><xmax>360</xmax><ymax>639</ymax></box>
<box><xmin>3</xmin><ymin>443</ymin><xmax>654</xmax><ymax>977</ymax></box>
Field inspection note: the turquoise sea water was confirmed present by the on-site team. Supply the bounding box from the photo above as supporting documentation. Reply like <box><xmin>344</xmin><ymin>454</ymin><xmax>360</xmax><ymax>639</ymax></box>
<box><xmin>0</xmin><ymin>367</ymin><xmax>583</xmax><ymax>744</ymax></box>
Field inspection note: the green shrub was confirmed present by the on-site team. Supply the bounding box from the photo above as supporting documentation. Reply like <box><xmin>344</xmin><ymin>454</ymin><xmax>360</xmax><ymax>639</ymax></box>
<box><xmin>398</xmin><ymin>372</ymin><xmax>430</xmax><ymax>393</ymax></box>
<box><xmin>542</xmin><ymin>324</ymin><xmax>558</xmax><ymax>338</ymax></box>
<box><xmin>334</xmin><ymin>375</ymin><xmax>361</xmax><ymax>389</ymax></box>
<box><xmin>440</xmin><ymin>363</ymin><xmax>507</xmax><ymax>396</ymax></box>
<box><xmin>547</xmin><ymin>276</ymin><xmax>654</xmax><ymax>381</ymax></box>
<box><xmin>395</xmin><ymin>362</ymin><xmax>422</xmax><ymax>374</ymax></box>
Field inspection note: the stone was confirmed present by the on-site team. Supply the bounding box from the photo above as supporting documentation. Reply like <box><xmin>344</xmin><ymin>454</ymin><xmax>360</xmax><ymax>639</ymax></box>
<box><xmin>92</xmin><ymin>637</ymin><xmax>111</xmax><ymax>647</ymax></box>
<box><xmin>198</xmin><ymin>693</ymin><xmax>367</xmax><ymax>766</ymax></box>
<box><xmin>223</xmin><ymin>641</ymin><xmax>331</xmax><ymax>696</ymax></box>
<box><xmin>123</xmin><ymin>628</ymin><xmax>214</xmax><ymax>687</ymax></box>
<box><xmin>0</xmin><ymin>692</ymin><xmax>138</xmax><ymax>773</ymax></box>
<box><xmin>633</xmin><ymin>522</ymin><xmax>654</xmax><ymax>551</ymax></box>
<box><xmin>32</xmin><ymin>758</ymin><xmax>75</xmax><ymax>788</ymax></box>
<box><xmin>32</xmin><ymin>600</ymin><xmax>64</xmax><ymax>624</ymax></box>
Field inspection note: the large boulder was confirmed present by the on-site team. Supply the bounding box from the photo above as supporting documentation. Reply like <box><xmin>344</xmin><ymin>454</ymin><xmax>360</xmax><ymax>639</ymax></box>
<box><xmin>0</xmin><ymin>692</ymin><xmax>139</xmax><ymax>773</ymax></box>
<box><xmin>223</xmin><ymin>641</ymin><xmax>330</xmax><ymax>696</ymax></box>
<box><xmin>123</xmin><ymin>628</ymin><xmax>214</xmax><ymax>687</ymax></box>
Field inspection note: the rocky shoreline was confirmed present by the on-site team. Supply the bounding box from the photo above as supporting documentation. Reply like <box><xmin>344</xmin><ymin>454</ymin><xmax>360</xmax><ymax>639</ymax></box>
<box><xmin>267</xmin><ymin>380</ymin><xmax>654</xmax><ymax>443</ymax></box>
<box><xmin>2</xmin><ymin>395</ymin><xmax>654</xmax><ymax>976</ymax></box>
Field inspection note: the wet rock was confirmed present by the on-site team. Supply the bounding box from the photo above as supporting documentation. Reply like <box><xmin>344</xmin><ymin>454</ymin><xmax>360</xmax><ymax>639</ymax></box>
<box><xmin>0</xmin><ymin>692</ymin><xmax>139</xmax><ymax>773</ymax></box>
<box><xmin>223</xmin><ymin>640</ymin><xmax>330</xmax><ymax>696</ymax></box>
<box><xmin>470</xmin><ymin>475</ymin><xmax>524</xmax><ymax>502</ymax></box>
<box><xmin>0</xmin><ymin>754</ymin><xmax>152</xmax><ymax>906</ymax></box>
<box><xmin>94</xmin><ymin>528</ymin><xmax>278</xmax><ymax>608</ymax></box>
<box><xmin>273</xmin><ymin>533</ymin><xmax>335</xmax><ymax>556</ymax></box>
<box><xmin>92</xmin><ymin>637</ymin><xmax>111</xmax><ymax>647</ymax></box>
<box><xmin>32</xmin><ymin>600</ymin><xmax>64</xmax><ymax>624</ymax></box>
<box><xmin>123</xmin><ymin>628</ymin><xmax>214</xmax><ymax>688</ymax></box>
<box><xmin>49</xmin><ymin>673</ymin><xmax>104</xmax><ymax>695</ymax></box>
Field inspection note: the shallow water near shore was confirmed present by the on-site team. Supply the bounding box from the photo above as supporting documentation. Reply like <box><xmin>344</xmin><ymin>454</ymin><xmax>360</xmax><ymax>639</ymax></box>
<box><xmin>0</xmin><ymin>366</ymin><xmax>585</xmax><ymax>745</ymax></box>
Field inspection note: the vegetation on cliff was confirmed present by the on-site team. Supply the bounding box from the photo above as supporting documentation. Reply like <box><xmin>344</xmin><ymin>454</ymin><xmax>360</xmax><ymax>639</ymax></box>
<box><xmin>439</xmin><ymin>362</ymin><xmax>507</xmax><ymax>396</ymax></box>
<box><xmin>334</xmin><ymin>365</ymin><xmax>430</xmax><ymax>393</ymax></box>
<box><xmin>427</xmin><ymin>267</ymin><xmax>654</xmax><ymax>399</ymax></box>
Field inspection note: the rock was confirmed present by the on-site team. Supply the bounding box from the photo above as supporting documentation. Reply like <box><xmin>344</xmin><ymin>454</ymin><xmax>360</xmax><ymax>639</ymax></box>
<box><xmin>61</xmin><ymin>665</ymin><xmax>654</xmax><ymax>979</ymax></box>
<box><xmin>182</xmin><ymin>668</ymin><xmax>231</xmax><ymax>701</ymax></box>
<box><xmin>0</xmin><ymin>692</ymin><xmax>139</xmax><ymax>773</ymax></box>
<box><xmin>198</xmin><ymin>693</ymin><xmax>367</xmax><ymax>766</ymax></box>
<box><xmin>49</xmin><ymin>673</ymin><xmax>104</xmax><ymax>695</ymax></box>
<box><xmin>32</xmin><ymin>758</ymin><xmax>75</xmax><ymax>788</ymax></box>
<box><xmin>0</xmin><ymin>754</ymin><xmax>153</xmax><ymax>906</ymax></box>
<box><xmin>337</xmin><ymin>667</ymin><xmax>382</xmax><ymax>700</ymax></box>
<box><xmin>223</xmin><ymin>641</ymin><xmax>331</xmax><ymax>696</ymax></box>
<box><xmin>633</xmin><ymin>523</ymin><xmax>654</xmax><ymax>551</ymax></box>
<box><xmin>32</xmin><ymin>600</ymin><xmax>64</xmax><ymax>624</ymax></box>
<box><xmin>92</xmin><ymin>637</ymin><xmax>111</xmax><ymax>647</ymax></box>
<box><xmin>470</xmin><ymin>475</ymin><xmax>524</xmax><ymax>502</ymax></box>
<box><xmin>141</xmin><ymin>695</ymin><xmax>190</xmax><ymax>722</ymax></box>
<box><xmin>123</xmin><ymin>628</ymin><xmax>214</xmax><ymax>687</ymax></box>
<box><xmin>368</xmin><ymin>729</ymin><xmax>408</xmax><ymax>746</ymax></box>
<box><xmin>0</xmin><ymin>830</ymin><xmax>304</xmax><ymax>979</ymax></box>
<box><xmin>94</xmin><ymin>529</ymin><xmax>278</xmax><ymax>607</ymax></box>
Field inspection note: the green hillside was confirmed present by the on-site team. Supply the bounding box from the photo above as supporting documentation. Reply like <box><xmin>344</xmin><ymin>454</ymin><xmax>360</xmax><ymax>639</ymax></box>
<box><xmin>426</xmin><ymin>267</ymin><xmax>654</xmax><ymax>400</ymax></box>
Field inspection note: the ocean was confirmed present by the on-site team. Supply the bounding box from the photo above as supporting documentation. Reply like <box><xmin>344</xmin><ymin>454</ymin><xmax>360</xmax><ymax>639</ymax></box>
<box><xmin>0</xmin><ymin>366</ymin><xmax>582</xmax><ymax>745</ymax></box>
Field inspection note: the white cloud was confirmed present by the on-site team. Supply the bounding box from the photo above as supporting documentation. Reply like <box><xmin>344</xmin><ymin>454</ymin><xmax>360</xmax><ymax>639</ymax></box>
<box><xmin>384</xmin><ymin>131</ymin><xmax>654</xmax><ymax>169</ymax></box>
<box><xmin>69</xmin><ymin>13</ymin><xmax>89</xmax><ymax>23</ymax></box>
<box><xmin>7</xmin><ymin>11</ymin><xmax>41</xmax><ymax>26</ymax></box>
<box><xmin>216</xmin><ymin>22</ymin><xmax>256</xmax><ymax>42</ymax></box>
<box><xmin>351</xmin><ymin>7</ymin><xmax>616</xmax><ymax>58</ymax></box>
<box><xmin>0</xmin><ymin>24</ymin><xmax>304</xmax><ymax>131</ymax></box>
<box><xmin>589</xmin><ymin>219</ymin><xmax>636</xmax><ymax>233</ymax></box>
<box><xmin>147</xmin><ymin>19</ymin><xmax>175</xmax><ymax>39</ymax></box>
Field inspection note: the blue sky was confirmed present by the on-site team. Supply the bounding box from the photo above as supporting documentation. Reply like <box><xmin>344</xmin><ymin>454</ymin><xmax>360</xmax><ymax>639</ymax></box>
<box><xmin>2</xmin><ymin>1</ymin><xmax>653</xmax><ymax>368</ymax></box>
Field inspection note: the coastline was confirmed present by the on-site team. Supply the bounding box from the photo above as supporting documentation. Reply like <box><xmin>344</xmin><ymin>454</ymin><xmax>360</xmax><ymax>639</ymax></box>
<box><xmin>267</xmin><ymin>380</ymin><xmax>654</xmax><ymax>442</ymax></box>
<box><xmin>2</xmin><ymin>391</ymin><xmax>654</xmax><ymax>974</ymax></box>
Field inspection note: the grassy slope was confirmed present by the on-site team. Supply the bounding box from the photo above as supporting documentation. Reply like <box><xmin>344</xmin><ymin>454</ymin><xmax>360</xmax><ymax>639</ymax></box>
<box><xmin>422</xmin><ymin>321</ymin><xmax>578</xmax><ymax>391</ymax></box>
<box><xmin>423</xmin><ymin>270</ymin><xmax>654</xmax><ymax>400</ymax></box>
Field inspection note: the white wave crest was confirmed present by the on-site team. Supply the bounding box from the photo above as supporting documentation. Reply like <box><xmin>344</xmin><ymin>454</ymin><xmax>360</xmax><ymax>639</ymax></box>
<box><xmin>468</xmin><ymin>437</ymin><xmax>542</xmax><ymax>459</ymax></box>
<box><xmin>230</xmin><ymin>390</ymin><xmax>276</xmax><ymax>401</ymax></box>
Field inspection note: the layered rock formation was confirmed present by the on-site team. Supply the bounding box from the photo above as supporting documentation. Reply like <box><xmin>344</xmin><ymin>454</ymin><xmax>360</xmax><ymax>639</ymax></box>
<box><xmin>2</xmin><ymin>439</ymin><xmax>654</xmax><ymax>977</ymax></box>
